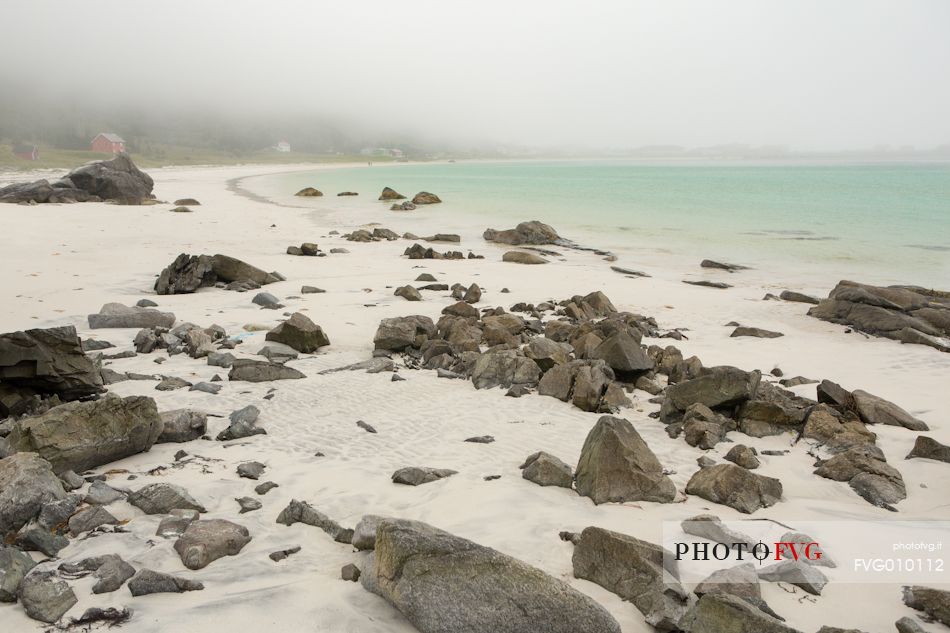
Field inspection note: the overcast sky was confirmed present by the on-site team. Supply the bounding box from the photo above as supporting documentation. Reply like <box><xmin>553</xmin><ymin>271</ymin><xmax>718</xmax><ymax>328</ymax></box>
<box><xmin>3</xmin><ymin>0</ymin><xmax>949</xmax><ymax>150</ymax></box>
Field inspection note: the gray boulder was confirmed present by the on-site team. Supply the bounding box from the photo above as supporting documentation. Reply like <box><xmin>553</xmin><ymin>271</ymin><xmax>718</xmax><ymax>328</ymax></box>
<box><xmin>520</xmin><ymin>451</ymin><xmax>573</xmax><ymax>488</ymax></box>
<box><xmin>724</xmin><ymin>445</ymin><xmax>760</xmax><ymax>469</ymax></box>
<box><xmin>154</xmin><ymin>253</ymin><xmax>216</xmax><ymax>295</ymax></box>
<box><xmin>814</xmin><ymin>445</ymin><xmax>906</xmax><ymax>509</ymax></box>
<box><xmin>685</xmin><ymin>463</ymin><xmax>782</xmax><ymax>513</ymax></box>
<box><xmin>395</xmin><ymin>285</ymin><xmax>423</xmax><ymax>301</ymax></box>
<box><xmin>574</xmin><ymin>415</ymin><xmax>676</xmax><ymax>504</ymax></box>
<box><xmin>67</xmin><ymin>505</ymin><xmax>118</xmax><ymax>535</ymax></box>
<box><xmin>0</xmin><ymin>453</ymin><xmax>65</xmax><ymax>536</ymax></box>
<box><xmin>373</xmin><ymin>315</ymin><xmax>437</xmax><ymax>351</ymax></box>
<box><xmin>502</xmin><ymin>251</ymin><xmax>548</xmax><ymax>265</ymax></box>
<box><xmin>128</xmin><ymin>569</ymin><xmax>203</xmax><ymax>596</ymax></box>
<box><xmin>174</xmin><ymin>519</ymin><xmax>251</xmax><ymax>570</ymax></box>
<box><xmin>17</xmin><ymin>571</ymin><xmax>78</xmax><ymax>623</ymax></box>
<box><xmin>228</xmin><ymin>359</ymin><xmax>305</xmax><ymax>382</ymax></box>
<box><xmin>210</xmin><ymin>254</ymin><xmax>280</xmax><ymax>285</ymax></box>
<box><xmin>362</xmin><ymin>518</ymin><xmax>621</xmax><ymax>633</ymax></box>
<box><xmin>524</xmin><ymin>337</ymin><xmax>570</xmax><ymax>372</ymax></box>
<box><xmin>851</xmin><ymin>389</ymin><xmax>928</xmax><ymax>431</ymax></box>
<box><xmin>392</xmin><ymin>466</ymin><xmax>458</xmax><ymax>486</ymax></box>
<box><xmin>352</xmin><ymin>514</ymin><xmax>388</xmax><ymax>551</ymax></box>
<box><xmin>128</xmin><ymin>482</ymin><xmax>206</xmax><ymax>514</ymax></box>
<box><xmin>731</xmin><ymin>326</ymin><xmax>784</xmax><ymax>339</ymax></box>
<box><xmin>679</xmin><ymin>593</ymin><xmax>802</xmax><ymax>633</ymax></box>
<box><xmin>663</xmin><ymin>366</ymin><xmax>761</xmax><ymax>416</ymax></box>
<box><xmin>906</xmin><ymin>436</ymin><xmax>950</xmax><ymax>463</ymax></box>
<box><xmin>84</xmin><ymin>480</ymin><xmax>126</xmax><ymax>505</ymax></box>
<box><xmin>158</xmin><ymin>409</ymin><xmax>207</xmax><ymax>443</ymax></box>
<box><xmin>7</xmin><ymin>395</ymin><xmax>163</xmax><ymax>474</ymax></box>
<box><xmin>471</xmin><ymin>349</ymin><xmax>541</xmax><ymax>390</ymax></box>
<box><xmin>571</xmin><ymin>526</ymin><xmax>686</xmax><ymax>631</ymax></box>
<box><xmin>0</xmin><ymin>546</ymin><xmax>36</xmax><ymax>601</ymax></box>
<box><xmin>265</xmin><ymin>312</ymin><xmax>330</xmax><ymax>353</ymax></box>
<box><xmin>895</xmin><ymin>617</ymin><xmax>927</xmax><ymax>633</ymax></box>
<box><xmin>0</xmin><ymin>326</ymin><xmax>104</xmax><ymax>410</ymax></box>
<box><xmin>589</xmin><ymin>331</ymin><xmax>654</xmax><ymax>375</ymax></box>
<box><xmin>88</xmin><ymin>303</ymin><xmax>176</xmax><ymax>329</ymax></box>
<box><xmin>59</xmin><ymin>554</ymin><xmax>135</xmax><ymax>594</ymax></box>
<box><xmin>757</xmin><ymin>560</ymin><xmax>828</xmax><ymax>595</ymax></box>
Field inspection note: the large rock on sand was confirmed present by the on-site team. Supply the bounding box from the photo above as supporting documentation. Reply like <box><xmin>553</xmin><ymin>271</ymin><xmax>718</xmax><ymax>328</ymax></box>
<box><xmin>63</xmin><ymin>153</ymin><xmax>154</xmax><ymax>204</ymax></box>
<box><xmin>174</xmin><ymin>519</ymin><xmax>251</xmax><ymax>570</ymax></box>
<box><xmin>0</xmin><ymin>453</ymin><xmax>66</xmax><ymax>536</ymax></box>
<box><xmin>903</xmin><ymin>586</ymin><xmax>950</xmax><ymax>627</ymax></box>
<box><xmin>808</xmin><ymin>280</ymin><xmax>950</xmax><ymax>352</ymax></box>
<box><xmin>265</xmin><ymin>313</ymin><xmax>330</xmax><ymax>353</ymax></box>
<box><xmin>361</xmin><ymin>518</ymin><xmax>621</xmax><ymax>633</ymax></box>
<box><xmin>6</xmin><ymin>395</ymin><xmax>163</xmax><ymax>474</ymax></box>
<box><xmin>228</xmin><ymin>359</ymin><xmax>305</xmax><ymax>382</ymax></box>
<box><xmin>680</xmin><ymin>593</ymin><xmax>802</xmax><ymax>633</ymax></box>
<box><xmin>661</xmin><ymin>366</ymin><xmax>761</xmax><ymax>419</ymax></box>
<box><xmin>589</xmin><ymin>331</ymin><xmax>654</xmax><ymax>375</ymax></box>
<box><xmin>128</xmin><ymin>482</ymin><xmax>206</xmax><ymax>514</ymax></box>
<box><xmin>484</xmin><ymin>221</ymin><xmax>561</xmax><ymax>246</ymax></box>
<box><xmin>88</xmin><ymin>303</ymin><xmax>176</xmax><ymax>329</ymax></box>
<box><xmin>574</xmin><ymin>415</ymin><xmax>676</xmax><ymax>504</ymax></box>
<box><xmin>0</xmin><ymin>326</ymin><xmax>104</xmax><ymax>410</ymax></box>
<box><xmin>154</xmin><ymin>253</ymin><xmax>216</xmax><ymax>295</ymax></box>
<box><xmin>471</xmin><ymin>349</ymin><xmax>541</xmax><ymax>390</ymax></box>
<box><xmin>572</xmin><ymin>526</ymin><xmax>687</xmax><ymax>631</ymax></box>
<box><xmin>373</xmin><ymin>316</ymin><xmax>437</xmax><ymax>351</ymax></box>
<box><xmin>685</xmin><ymin>463</ymin><xmax>782</xmax><ymax>514</ymax></box>
<box><xmin>502</xmin><ymin>251</ymin><xmax>548</xmax><ymax>265</ymax></box>
<box><xmin>210</xmin><ymin>254</ymin><xmax>280</xmax><ymax>285</ymax></box>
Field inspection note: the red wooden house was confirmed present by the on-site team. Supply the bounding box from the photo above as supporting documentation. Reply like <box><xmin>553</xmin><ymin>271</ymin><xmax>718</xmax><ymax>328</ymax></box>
<box><xmin>91</xmin><ymin>133</ymin><xmax>126</xmax><ymax>154</ymax></box>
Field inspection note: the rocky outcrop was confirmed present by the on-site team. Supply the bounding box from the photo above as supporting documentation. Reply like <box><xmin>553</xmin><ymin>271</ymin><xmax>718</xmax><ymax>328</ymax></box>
<box><xmin>361</xmin><ymin>518</ymin><xmax>621</xmax><ymax>633</ymax></box>
<box><xmin>808</xmin><ymin>280</ymin><xmax>950</xmax><ymax>352</ymax></box>
<box><xmin>1</xmin><ymin>154</ymin><xmax>153</xmax><ymax>205</ymax></box>
<box><xmin>685</xmin><ymin>463</ymin><xmax>782</xmax><ymax>513</ymax></box>
<box><xmin>0</xmin><ymin>453</ymin><xmax>66</xmax><ymax>536</ymax></box>
<box><xmin>6</xmin><ymin>395</ymin><xmax>163</xmax><ymax>474</ymax></box>
<box><xmin>571</xmin><ymin>526</ymin><xmax>686</xmax><ymax>630</ymax></box>
<box><xmin>265</xmin><ymin>313</ymin><xmax>330</xmax><ymax>353</ymax></box>
<box><xmin>575</xmin><ymin>415</ymin><xmax>676</xmax><ymax>504</ymax></box>
<box><xmin>0</xmin><ymin>325</ymin><xmax>104</xmax><ymax>413</ymax></box>
<box><xmin>483</xmin><ymin>221</ymin><xmax>561</xmax><ymax>246</ymax></box>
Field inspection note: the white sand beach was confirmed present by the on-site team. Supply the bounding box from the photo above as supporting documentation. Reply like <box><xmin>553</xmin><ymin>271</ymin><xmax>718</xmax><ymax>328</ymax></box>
<box><xmin>1</xmin><ymin>162</ymin><xmax>948</xmax><ymax>633</ymax></box>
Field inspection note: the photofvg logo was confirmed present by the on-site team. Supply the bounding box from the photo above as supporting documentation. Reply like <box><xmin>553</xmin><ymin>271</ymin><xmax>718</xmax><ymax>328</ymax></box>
<box><xmin>662</xmin><ymin>519</ymin><xmax>947</xmax><ymax>587</ymax></box>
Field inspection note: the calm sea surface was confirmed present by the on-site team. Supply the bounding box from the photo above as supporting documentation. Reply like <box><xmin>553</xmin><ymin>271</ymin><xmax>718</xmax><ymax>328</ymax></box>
<box><xmin>245</xmin><ymin>160</ymin><xmax>950</xmax><ymax>288</ymax></box>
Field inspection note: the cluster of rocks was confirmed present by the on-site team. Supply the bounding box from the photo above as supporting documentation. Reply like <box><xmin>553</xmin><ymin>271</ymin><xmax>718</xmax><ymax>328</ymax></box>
<box><xmin>286</xmin><ymin>242</ymin><xmax>321</xmax><ymax>256</ymax></box>
<box><xmin>808</xmin><ymin>280</ymin><xmax>950</xmax><ymax>352</ymax></box>
<box><xmin>373</xmin><ymin>291</ymin><xmax>675</xmax><ymax>413</ymax></box>
<box><xmin>377</xmin><ymin>187</ymin><xmax>442</xmax><ymax>206</ymax></box>
<box><xmin>405</xmin><ymin>243</ymin><xmax>477</xmax><ymax>260</ymax></box>
<box><xmin>0</xmin><ymin>154</ymin><xmax>154</xmax><ymax>205</ymax></box>
<box><xmin>483</xmin><ymin>220</ymin><xmax>563</xmax><ymax>246</ymax></box>
<box><xmin>391</xmin><ymin>201</ymin><xmax>417</xmax><ymax>211</ymax></box>
<box><xmin>154</xmin><ymin>253</ymin><xmax>283</xmax><ymax>295</ymax></box>
<box><xmin>345</xmin><ymin>227</ymin><xmax>402</xmax><ymax>242</ymax></box>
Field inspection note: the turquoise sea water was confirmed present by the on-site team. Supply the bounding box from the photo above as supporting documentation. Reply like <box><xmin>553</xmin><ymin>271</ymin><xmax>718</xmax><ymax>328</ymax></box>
<box><xmin>245</xmin><ymin>160</ymin><xmax>950</xmax><ymax>288</ymax></box>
